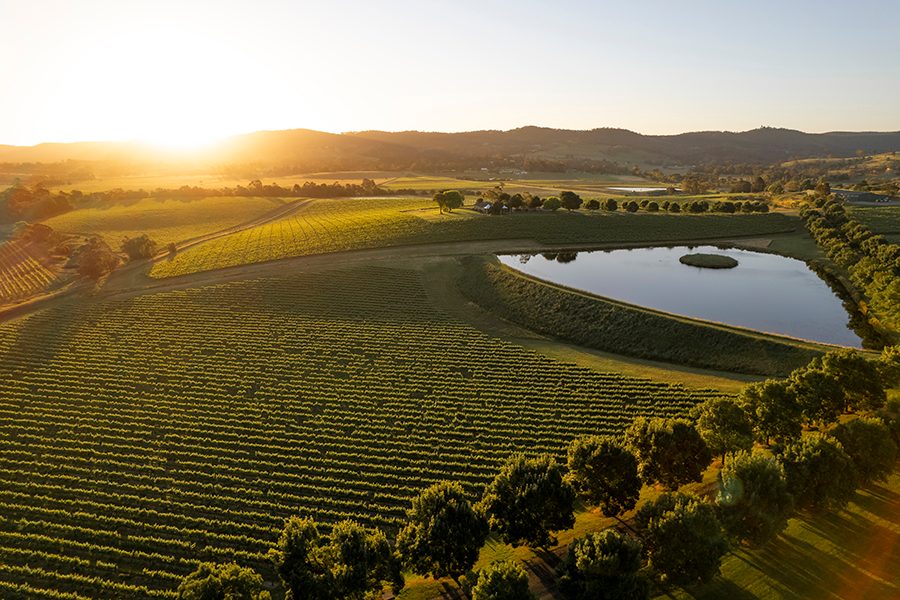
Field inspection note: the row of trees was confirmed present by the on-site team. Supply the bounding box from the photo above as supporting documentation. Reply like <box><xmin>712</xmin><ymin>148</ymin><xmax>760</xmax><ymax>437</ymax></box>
<box><xmin>802</xmin><ymin>195</ymin><xmax>900</xmax><ymax>331</ymax></box>
<box><xmin>175</xmin><ymin>346</ymin><xmax>899</xmax><ymax>599</ymax></box>
<box><xmin>469</xmin><ymin>187</ymin><xmax>769</xmax><ymax>216</ymax></box>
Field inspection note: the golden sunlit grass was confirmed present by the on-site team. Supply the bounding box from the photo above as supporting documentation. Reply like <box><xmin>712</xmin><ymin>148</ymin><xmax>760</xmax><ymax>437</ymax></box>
<box><xmin>43</xmin><ymin>195</ymin><xmax>283</xmax><ymax>247</ymax></box>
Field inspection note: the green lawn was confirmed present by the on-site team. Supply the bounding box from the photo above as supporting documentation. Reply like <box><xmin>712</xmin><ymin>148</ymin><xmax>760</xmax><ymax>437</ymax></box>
<box><xmin>669</xmin><ymin>470</ymin><xmax>900</xmax><ymax>599</ymax></box>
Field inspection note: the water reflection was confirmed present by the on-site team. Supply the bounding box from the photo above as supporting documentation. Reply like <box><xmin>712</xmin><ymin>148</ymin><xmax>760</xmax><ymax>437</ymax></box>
<box><xmin>498</xmin><ymin>245</ymin><xmax>862</xmax><ymax>347</ymax></box>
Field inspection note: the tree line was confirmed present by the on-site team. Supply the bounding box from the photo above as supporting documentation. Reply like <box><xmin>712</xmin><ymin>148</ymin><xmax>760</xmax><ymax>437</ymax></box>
<box><xmin>802</xmin><ymin>194</ymin><xmax>900</xmax><ymax>333</ymax></box>
<box><xmin>464</xmin><ymin>187</ymin><xmax>769</xmax><ymax>215</ymax></box>
<box><xmin>174</xmin><ymin>345</ymin><xmax>900</xmax><ymax>600</ymax></box>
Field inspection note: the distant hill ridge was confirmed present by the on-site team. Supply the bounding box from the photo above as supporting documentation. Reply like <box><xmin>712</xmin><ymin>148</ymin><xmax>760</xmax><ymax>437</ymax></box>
<box><xmin>1</xmin><ymin>126</ymin><xmax>898</xmax><ymax>169</ymax></box>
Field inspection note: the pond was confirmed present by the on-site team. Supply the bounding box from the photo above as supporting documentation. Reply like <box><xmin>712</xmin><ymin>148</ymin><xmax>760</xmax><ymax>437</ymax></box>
<box><xmin>497</xmin><ymin>245</ymin><xmax>862</xmax><ymax>347</ymax></box>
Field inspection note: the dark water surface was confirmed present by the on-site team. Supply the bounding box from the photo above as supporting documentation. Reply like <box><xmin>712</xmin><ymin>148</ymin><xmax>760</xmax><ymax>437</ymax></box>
<box><xmin>497</xmin><ymin>245</ymin><xmax>861</xmax><ymax>347</ymax></box>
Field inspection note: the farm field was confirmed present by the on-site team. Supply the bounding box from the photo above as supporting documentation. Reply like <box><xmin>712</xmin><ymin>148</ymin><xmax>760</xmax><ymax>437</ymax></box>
<box><xmin>0</xmin><ymin>239</ymin><xmax>60</xmax><ymax>305</ymax></box>
<box><xmin>150</xmin><ymin>197</ymin><xmax>799</xmax><ymax>278</ymax></box>
<box><xmin>0</xmin><ymin>264</ymin><xmax>722</xmax><ymax>598</ymax></box>
<box><xmin>42</xmin><ymin>196</ymin><xmax>285</xmax><ymax>247</ymax></box>
<box><xmin>851</xmin><ymin>206</ymin><xmax>900</xmax><ymax>243</ymax></box>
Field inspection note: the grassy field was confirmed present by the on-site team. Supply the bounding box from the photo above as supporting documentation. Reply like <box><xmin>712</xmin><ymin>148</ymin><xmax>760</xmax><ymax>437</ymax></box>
<box><xmin>457</xmin><ymin>256</ymin><xmax>823</xmax><ymax>376</ymax></box>
<box><xmin>150</xmin><ymin>198</ymin><xmax>799</xmax><ymax>278</ymax></box>
<box><xmin>42</xmin><ymin>195</ymin><xmax>284</xmax><ymax>247</ymax></box>
<box><xmin>670</xmin><ymin>470</ymin><xmax>900</xmax><ymax>600</ymax></box>
<box><xmin>0</xmin><ymin>264</ymin><xmax>723</xmax><ymax>598</ymax></box>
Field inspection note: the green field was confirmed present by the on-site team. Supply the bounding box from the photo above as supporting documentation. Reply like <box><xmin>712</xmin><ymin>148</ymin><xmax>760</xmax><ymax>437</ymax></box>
<box><xmin>151</xmin><ymin>198</ymin><xmax>799</xmax><ymax>278</ymax></box>
<box><xmin>851</xmin><ymin>206</ymin><xmax>900</xmax><ymax>242</ymax></box>
<box><xmin>42</xmin><ymin>195</ymin><xmax>283</xmax><ymax>247</ymax></box>
<box><xmin>672</xmin><ymin>470</ymin><xmax>900</xmax><ymax>599</ymax></box>
<box><xmin>0</xmin><ymin>265</ymin><xmax>722</xmax><ymax>598</ymax></box>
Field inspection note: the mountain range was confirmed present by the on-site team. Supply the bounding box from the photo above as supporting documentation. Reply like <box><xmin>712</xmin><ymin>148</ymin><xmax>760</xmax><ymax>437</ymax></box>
<box><xmin>1</xmin><ymin>127</ymin><xmax>898</xmax><ymax>171</ymax></box>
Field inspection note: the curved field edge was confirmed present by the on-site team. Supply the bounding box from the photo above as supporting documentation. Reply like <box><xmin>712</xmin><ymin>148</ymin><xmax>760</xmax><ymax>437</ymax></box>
<box><xmin>148</xmin><ymin>200</ymin><xmax>800</xmax><ymax>278</ymax></box>
<box><xmin>456</xmin><ymin>255</ymin><xmax>824</xmax><ymax>376</ymax></box>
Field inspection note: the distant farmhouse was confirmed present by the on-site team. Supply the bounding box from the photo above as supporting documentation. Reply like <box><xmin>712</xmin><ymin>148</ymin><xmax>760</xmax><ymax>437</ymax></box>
<box><xmin>832</xmin><ymin>189</ymin><xmax>893</xmax><ymax>203</ymax></box>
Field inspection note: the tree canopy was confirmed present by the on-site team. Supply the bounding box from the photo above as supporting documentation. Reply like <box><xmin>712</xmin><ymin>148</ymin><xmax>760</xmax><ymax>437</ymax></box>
<box><xmin>635</xmin><ymin>492</ymin><xmax>728</xmax><ymax>586</ymax></box>
<box><xmin>566</xmin><ymin>435</ymin><xmax>641</xmax><ymax>518</ymax></box>
<box><xmin>692</xmin><ymin>397</ymin><xmax>753</xmax><ymax>461</ymax></box>
<box><xmin>716</xmin><ymin>451</ymin><xmax>793</xmax><ymax>546</ymax></box>
<box><xmin>395</xmin><ymin>481</ymin><xmax>488</xmax><ymax>581</ymax></box>
<box><xmin>557</xmin><ymin>530</ymin><xmax>649</xmax><ymax>600</ymax></box>
<box><xmin>624</xmin><ymin>417</ymin><xmax>712</xmax><ymax>489</ymax></box>
<box><xmin>434</xmin><ymin>190</ymin><xmax>465</xmax><ymax>213</ymax></box>
<box><xmin>739</xmin><ymin>380</ymin><xmax>802</xmax><ymax>444</ymax></box>
<box><xmin>777</xmin><ymin>434</ymin><xmax>857</xmax><ymax>512</ymax></box>
<box><xmin>560</xmin><ymin>191</ymin><xmax>583</xmax><ymax>211</ymax></box>
<box><xmin>269</xmin><ymin>517</ymin><xmax>402</xmax><ymax>600</ymax></box>
<box><xmin>479</xmin><ymin>454</ymin><xmax>575</xmax><ymax>548</ymax></box>
<box><xmin>177</xmin><ymin>563</ymin><xmax>270</xmax><ymax>600</ymax></box>
<box><xmin>830</xmin><ymin>417</ymin><xmax>898</xmax><ymax>485</ymax></box>
<box><xmin>468</xmin><ymin>561</ymin><xmax>535</xmax><ymax>600</ymax></box>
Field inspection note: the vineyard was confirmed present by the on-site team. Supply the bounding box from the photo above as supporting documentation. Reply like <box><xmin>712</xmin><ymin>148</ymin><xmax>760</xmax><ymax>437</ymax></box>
<box><xmin>42</xmin><ymin>196</ymin><xmax>283</xmax><ymax>247</ymax></box>
<box><xmin>0</xmin><ymin>265</ymin><xmax>721</xmax><ymax>598</ymax></box>
<box><xmin>150</xmin><ymin>197</ymin><xmax>798</xmax><ymax>278</ymax></box>
<box><xmin>0</xmin><ymin>239</ymin><xmax>58</xmax><ymax>304</ymax></box>
<box><xmin>850</xmin><ymin>206</ymin><xmax>900</xmax><ymax>243</ymax></box>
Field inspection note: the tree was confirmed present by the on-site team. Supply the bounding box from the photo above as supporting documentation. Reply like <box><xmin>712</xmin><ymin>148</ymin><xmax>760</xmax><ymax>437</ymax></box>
<box><xmin>434</xmin><ymin>190</ymin><xmax>464</xmax><ymax>213</ymax></box>
<box><xmin>691</xmin><ymin>397</ymin><xmax>753</xmax><ymax>462</ymax></box>
<box><xmin>602</xmin><ymin>198</ymin><xmax>618</xmax><ymax>212</ymax></box>
<box><xmin>878</xmin><ymin>345</ymin><xmax>900</xmax><ymax>387</ymax></box>
<box><xmin>830</xmin><ymin>417</ymin><xmax>898</xmax><ymax>484</ymax></box>
<box><xmin>542</xmin><ymin>197</ymin><xmax>562</xmax><ymax>211</ymax></box>
<box><xmin>395</xmin><ymin>481</ymin><xmax>488</xmax><ymax>581</ymax></box>
<box><xmin>716</xmin><ymin>452</ymin><xmax>793</xmax><ymax>546</ymax></box>
<box><xmin>777</xmin><ymin>434</ymin><xmax>857</xmax><ymax>511</ymax></box>
<box><xmin>479</xmin><ymin>454</ymin><xmax>575</xmax><ymax>548</ymax></box>
<box><xmin>739</xmin><ymin>380</ymin><xmax>802</xmax><ymax>444</ymax></box>
<box><xmin>788</xmin><ymin>366</ymin><xmax>847</xmax><ymax>425</ymax></box>
<box><xmin>269</xmin><ymin>517</ymin><xmax>328</xmax><ymax>600</ymax></box>
<box><xmin>560</xmin><ymin>191</ymin><xmax>583</xmax><ymax>211</ymax></box>
<box><xmin>566</xmin><ymin>435</ymin><xmax>641</xmax><ymax>518</ymax></box>
<box><xmin>122</xmin><ymin>233</ymin><xmax>158</xmax><ymax>260</ymax></box>
<box><xmin>557</xmin><ymin>530</ymin><xmax>649</xmax><ymax>600</ymax></box>
<box><xmin>624</xmin><ymin>417</ymin><xmax>712</xmax><ymax>489</ymax></box>
<box><xmin>177</xmin><ymin>563</ymin><xmax>270</xmax><ymax>600</ymax></box>
<box><xmin>635</xmin><ymin>493</ymin><xmax>728</xmax><ymax>586</ymax></box>
<box><xmin>818</xmin><ymin>349</ymin><xmax>886</xmax><ymax>411</ymax></box>
<box><xmin>75</xmin><ymin>236</ymin><xmax>120</xmax><ymax>280</ymax></box>
<box><xmin>270</xmin><ymin>516</ymin><xmax>402</xmax><ymax>600</ymax></box>
<box><xmin>468</xmin><ymin>561</ymin><xmax>535</xmax><ymax>600</ymax></box>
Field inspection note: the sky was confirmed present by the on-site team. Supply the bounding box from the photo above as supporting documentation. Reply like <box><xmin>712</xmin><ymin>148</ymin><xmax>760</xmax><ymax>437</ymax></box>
<box><xmin>2</xmin><ymin>0</ymin><xmax>899</xmax><ymax>146</ymax></box>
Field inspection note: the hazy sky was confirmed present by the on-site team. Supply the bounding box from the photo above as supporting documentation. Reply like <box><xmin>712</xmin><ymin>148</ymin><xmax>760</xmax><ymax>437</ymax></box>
<box><xmin>2</xmin><ymin>0</ymin><xmax>899</xmax><ymax>146</ymax></box>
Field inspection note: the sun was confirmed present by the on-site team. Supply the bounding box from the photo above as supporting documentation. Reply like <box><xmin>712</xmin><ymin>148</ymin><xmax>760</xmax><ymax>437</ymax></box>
<box><xmin>140</xmin><ymin>123</ymin><xmax>228</xmax><ymax>152</ymax></box>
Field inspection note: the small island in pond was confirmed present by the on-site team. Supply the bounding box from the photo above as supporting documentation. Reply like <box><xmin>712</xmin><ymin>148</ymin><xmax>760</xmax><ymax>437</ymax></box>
<box><xmin>679</xmin><ymin>253</ymin><xmax>739</xmax><ymax>269</ymax></box>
